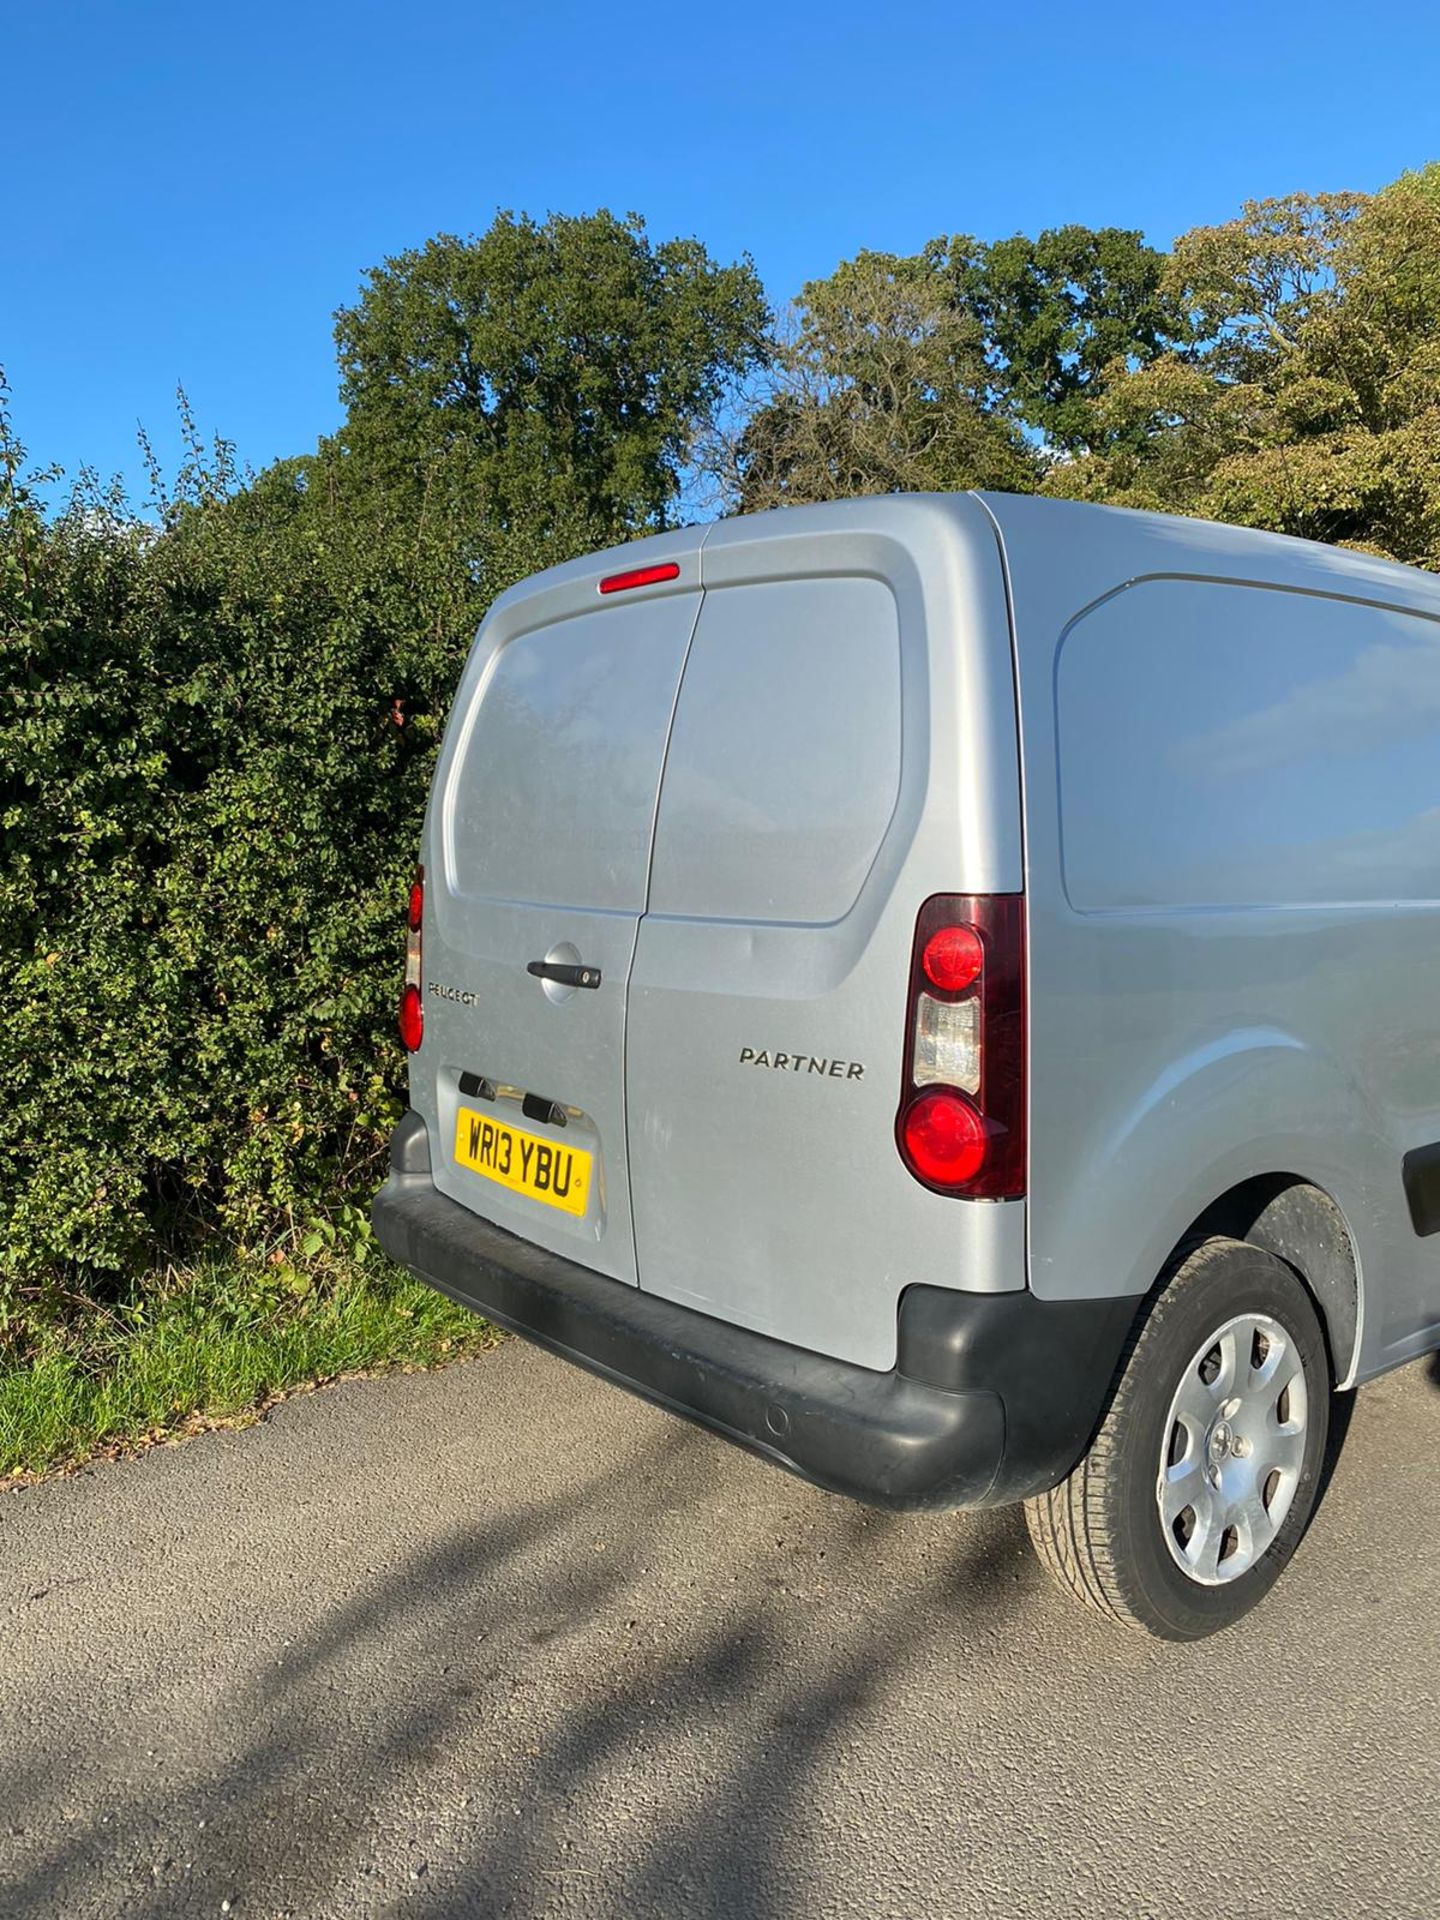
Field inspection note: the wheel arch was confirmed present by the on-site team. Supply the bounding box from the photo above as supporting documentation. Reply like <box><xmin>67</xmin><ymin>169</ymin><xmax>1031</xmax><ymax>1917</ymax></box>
<box><xmin>1171</xmin><ymin>1175</ymin><xmax>1362</xmax><ymax>1388</ymax></box>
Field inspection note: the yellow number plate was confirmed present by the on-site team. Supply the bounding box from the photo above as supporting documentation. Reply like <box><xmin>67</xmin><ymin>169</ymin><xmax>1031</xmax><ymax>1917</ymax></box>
<box><xmin>453</xmin><ymin>1106</ymin><xmax>593</xmax><ymax>1217</ymax></box>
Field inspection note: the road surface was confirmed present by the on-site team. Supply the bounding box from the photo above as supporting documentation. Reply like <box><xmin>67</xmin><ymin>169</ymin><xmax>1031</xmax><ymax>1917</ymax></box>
<box><xmin>2</xmin><ymin>1340</ymin><xmax>1437</xmax><ymax>1917</ymax></box>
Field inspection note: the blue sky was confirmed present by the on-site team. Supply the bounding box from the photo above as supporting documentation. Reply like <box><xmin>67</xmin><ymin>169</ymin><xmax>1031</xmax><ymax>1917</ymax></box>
<box><xmin>7</xmin><ymin>0</ymin><xmax>1440</xmax><ymax>498</ymax></box>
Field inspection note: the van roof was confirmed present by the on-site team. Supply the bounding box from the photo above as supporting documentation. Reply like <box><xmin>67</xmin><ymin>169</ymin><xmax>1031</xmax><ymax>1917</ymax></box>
<box><xmin>975</xmin><ymin>490</ymin><xmax>1440</xmax><ymax>614</ymax></box>
<box><xmin>983</xmin><ymin>487</ymin><xmax>1440</xmax><ymax>599</ymax></box>
<box><xmin>484</xmin><ymin>490</ymin><xmax>1440</xmax><ymax>633</ymax></box>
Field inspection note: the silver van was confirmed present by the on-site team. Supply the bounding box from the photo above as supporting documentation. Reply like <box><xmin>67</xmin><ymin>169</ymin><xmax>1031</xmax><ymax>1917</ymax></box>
<box><xmin>374</xmin><ymin>493</ymin><xmax>1440</xmax><ymax>1639</ymax></box>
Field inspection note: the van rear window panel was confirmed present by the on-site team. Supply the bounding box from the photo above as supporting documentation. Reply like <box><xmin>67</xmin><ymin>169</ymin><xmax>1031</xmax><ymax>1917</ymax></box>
<box><xmin>646</xmin><ymin>577</ymin><xmax>903</xmax><ymax>925</ymax></box>
<box><xmin>446</xmin><ymin>596</ymin><xmax>697</xmax><ymax>914</ymax></box>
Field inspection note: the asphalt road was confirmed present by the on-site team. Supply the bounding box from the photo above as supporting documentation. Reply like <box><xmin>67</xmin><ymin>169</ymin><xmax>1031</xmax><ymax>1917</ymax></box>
<box><xmin>2</xmin><ymin>1340</ymin><xmax>1438</xmax><ymax>1920</ymax></box>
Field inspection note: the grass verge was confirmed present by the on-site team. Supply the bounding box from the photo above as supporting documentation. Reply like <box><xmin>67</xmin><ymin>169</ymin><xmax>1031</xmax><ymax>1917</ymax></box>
<box><xmin>0</xmin><ymin>1256</ymin><xmax>496</xmax><ymax>1485</ymax></box>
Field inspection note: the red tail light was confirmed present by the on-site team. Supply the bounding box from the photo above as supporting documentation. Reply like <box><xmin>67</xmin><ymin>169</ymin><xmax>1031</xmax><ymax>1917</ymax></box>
<box><xmin>902</xmin><ymin>1090</ymin><xmax>988</xmax><ymax>1186</ymax></box>
<box><xmin>399</xmin><ymin>982</ymin><xmax>424</xmax><ymax>1052</ymax></box>
<box><xmin>399</xmin><ymin>865</ymin><xmax>424</xmax><ymax>1052</ymax></box>
<box><xmin>921</xmin><ymin>924</ymin><xmax>984</xmax><ymax>992</ymax></box>
<box><xmin>896</xmin><ymin>894</ymin><xmax>1025</xmax><ymax>1198</ymax></box>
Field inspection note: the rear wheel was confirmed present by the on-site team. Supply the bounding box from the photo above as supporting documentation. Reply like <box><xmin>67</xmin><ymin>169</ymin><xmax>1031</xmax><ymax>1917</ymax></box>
<box><xmin>1024</xmin><ymin>1237</ymin><xmax>1331</xmax><ymax>1639</ymax></box>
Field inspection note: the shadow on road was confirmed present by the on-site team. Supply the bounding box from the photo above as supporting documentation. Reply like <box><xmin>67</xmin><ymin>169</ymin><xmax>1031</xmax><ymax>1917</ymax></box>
<box><xmin>5</xmin><ymin>1347</ymin><xmax>1437</xmax><ymax>1919</ymax></box>
<box><xmin>2</xmin><ymin>1412</ymin><xmax>1041</xmax><ymax>1920</ymax></box>
<box><xmin>1314</xmin><ymin>1380</ymin><xmax>1355</xmax><ymax>1508</ymax></box>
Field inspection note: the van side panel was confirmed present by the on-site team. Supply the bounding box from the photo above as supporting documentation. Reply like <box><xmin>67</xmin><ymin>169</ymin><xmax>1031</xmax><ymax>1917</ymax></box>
<box><xmin>626</xmin><ymin>497</ymin><xmax>1027</xmax><ymax>1372</ymax></box>
<box><xmin>982</xmin><ymin>493</ymin><xmax>1440</xmax><ymax>1384</ymax></box>
<box><xmin>1058</xmin><ymin>579</ymin><xmax>1440</xmax><ymax>914</ymax></box>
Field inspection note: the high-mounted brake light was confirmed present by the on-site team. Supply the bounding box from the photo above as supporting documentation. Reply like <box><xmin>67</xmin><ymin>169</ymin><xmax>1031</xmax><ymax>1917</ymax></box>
<box><xmin>598</xmin><ymin>560</ymin><xmax>681</xmax><ymax>596</ymax></box>
<box><xmin>399</xmin><ymin>865</ymin><xmax>424</xmax><ymax>1052</ymax></box>
<box><xmin>896</xmin><ymin>894</ymin><xmax>1025</xmax><ymax>1198</ymax></box>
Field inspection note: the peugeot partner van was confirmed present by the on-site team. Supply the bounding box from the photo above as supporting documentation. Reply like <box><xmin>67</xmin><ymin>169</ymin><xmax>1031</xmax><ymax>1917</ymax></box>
<box><xmin>373</xmin><ymin>492</ymin><xmax>1440</xmax><ymax>1639</ymax></box>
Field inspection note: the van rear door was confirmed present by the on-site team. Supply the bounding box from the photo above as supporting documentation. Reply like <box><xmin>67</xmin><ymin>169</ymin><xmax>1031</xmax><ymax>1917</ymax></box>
<box><xmin>624</xmin><ymin>501</ymin><xmax>1023</xmax><ymax>1370</ymax></box>
<box><xmin>422</xmin><ymin>536</ymin><xmax>701</xmax><ymax>1286</ymax></box>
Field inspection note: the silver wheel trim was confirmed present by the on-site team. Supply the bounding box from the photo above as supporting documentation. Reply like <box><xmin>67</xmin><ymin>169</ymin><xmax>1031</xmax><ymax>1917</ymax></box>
<box><xmin>1156</xmin><ymin>1312</ymin><xmax>1309</xmax><ymax>1587</ymax></box>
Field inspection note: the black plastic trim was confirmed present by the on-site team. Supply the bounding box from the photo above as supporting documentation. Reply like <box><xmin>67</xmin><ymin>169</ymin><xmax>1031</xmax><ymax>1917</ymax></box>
<box><xmin>897</xmin><ymin>1284</ymin><xmax>1139</xmax><ymax>1502</ymax></box>
<box><xmin>1403</xmin><ymin>1141</ymin><xmax>1440</xmax><ymax>1238</ymax></box>
<box><xmin>388</xmin><ymin>1107</ymin><xmax>433</xmax><ymax>1175</ymax></box>
<box><xmin>527</xmin><ymin>960</ymin><xmax>601</xmax><ymax>990</ymax></box>
<box><xmin>373</xmin><ymin>1113</ymin><xmax>1138</xmax><ymax>1512</ymax></box>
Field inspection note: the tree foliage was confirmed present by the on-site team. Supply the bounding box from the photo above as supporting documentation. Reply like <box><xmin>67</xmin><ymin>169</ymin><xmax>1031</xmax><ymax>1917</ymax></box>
<box><xmin>1046</xmin><ymin>171</ymin><xmax>1440</xmax><ymax>566</ymax></box>
<box><xmin>735</xmin><ymin>246</ymin><xmax>1034</xmax><ymax>510</ymax></box>
<box><xmin>331</xmin><ymin>208</ymin><xmax>769</xmax><ymax>557</ymax></box>
<box><xmin>956</xmin><ymin>223</ymin><xmax>1183</xmax><ymax>451</ymax></box>
<box><xmin>732</xmin><ymin>224</ymin><xmax>1182</xmax><ymax>507</ymax></box>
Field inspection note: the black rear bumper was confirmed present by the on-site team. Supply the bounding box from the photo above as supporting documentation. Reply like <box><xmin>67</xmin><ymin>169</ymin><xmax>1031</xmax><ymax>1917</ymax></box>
<box><xmin>372</xmin><ymin>1112</ymin><xmax>1139</xmax><ymax>1513</ymax></box>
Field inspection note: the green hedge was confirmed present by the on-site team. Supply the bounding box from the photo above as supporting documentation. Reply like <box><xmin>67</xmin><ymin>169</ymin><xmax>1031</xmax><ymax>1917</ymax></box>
<box><xmin>0</xmin><ymin>439</ymin><xmax>502</xmax><ymax>1326</ymax></box>
<box><xmin>0</xmin><ymin>206</ymin><xmax>770</xmax><ymax>1400</ymax></box>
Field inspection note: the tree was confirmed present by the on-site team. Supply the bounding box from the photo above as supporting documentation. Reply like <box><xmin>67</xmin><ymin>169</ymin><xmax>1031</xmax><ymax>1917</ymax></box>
<box><xmin>1045</xmin><ymin>173</ymin><xmax>1440</xmax><ymax>568</ymax></box>
<box><xmin>328</xmin><ymin>208</ymin><xmax>769</xmax><ymax>565</ymax></box>
<box><xmin>726</xmin><ymin>225</ymin><xmax>1184</xmax><ymax>512</ymax></box>
<box><xmin>957</xmin><ymin>224</ymin><xmax>1184</xmax><ymax>452</ymax></box>
<box><xmin>733</xmin><ymin>245</ymin><xmax>1036</xmax><ymax>511</ymax></box>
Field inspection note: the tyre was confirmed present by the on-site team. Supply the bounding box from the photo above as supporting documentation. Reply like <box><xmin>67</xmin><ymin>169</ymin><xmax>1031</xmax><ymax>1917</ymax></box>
<box><xmin>1024</xmin><ymin>1236</ymin><xmax>1332</xmax><ymax>1639</ymax></box>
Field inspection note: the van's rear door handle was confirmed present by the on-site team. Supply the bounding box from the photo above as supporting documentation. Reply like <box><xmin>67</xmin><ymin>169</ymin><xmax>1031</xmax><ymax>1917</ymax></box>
<box><xmin>526</xmin><ymin>960</ymin><xmax>602</xmax><ymax>989</ymax></box>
